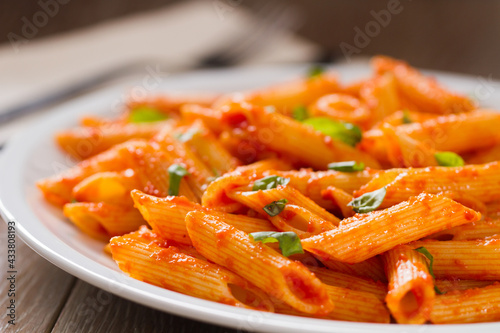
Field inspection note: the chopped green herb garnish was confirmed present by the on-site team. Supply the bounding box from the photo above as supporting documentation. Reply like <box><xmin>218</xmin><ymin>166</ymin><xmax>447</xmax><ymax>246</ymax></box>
<box><xmin>129</xmin><ymin>106</ymin><xmax>168</xmax><ymax>123</ymax></box>
<box><xmin>434</xmin><ymin>152</ymin><xmax>465</xmax><ymax>167</ymax></box>
<box><xmin>328</xmin><ymin>161</ymin><xmax>365</xmax><ymax>172</ymax></box>
<box><xmin>70</xmin><ymin>199</ymin><xmax>79</xmax><ymax>203</ymax></box>
<box><xmin>250</xmin><ymin>231</ymin><xmax>303</xmax><ymax>257</ymax></box>
<box><xmin>414</xmin><ymin>246</ymin><xmax>446</xmax><ymax>294</ymax></box>
<box><xmin>348</xmin><ymin>187</ymin><xmax>386</xmax><ymax>214</ymax></box>
<box><xmin>402</xmin><ymin>110</ymin><xmax>412</xmax><ymax>124</ymax></box>
<box><xmin>252</xmin><ymin>175</ymin><xmax>290</xmax><ymax>191</ymax></box>
<box><xmin>415</xmin><ymin>247</ymin><xmax>436</xmax><ymax>277</ymax></box>
<box><xmin>308</xmin><ymin>65</ymin><xmax>325</xmax><ymax>78</ymax></box>
<box><xmin>174</xmin><ymin>128</ymin><xmax>199</xmax><ymax>142</ymax></box>
<box><xmin>263</xmin><ymin>199</ymin><xmax>288</xmax><ymax>217</ymax></box>
<box><xmin>303</xmin><ymin>117</ymin><xmax>362</xmax><ymax>147</ymax></box>
<box><xmin>292</xmin><ymin>105</ymin><xmax>309</xmax><ymax>121</ymax></box>
<box><xmin>167</xmin><ymin>164</ymin><xmax>189</xmax><ymax>196</ymax></box>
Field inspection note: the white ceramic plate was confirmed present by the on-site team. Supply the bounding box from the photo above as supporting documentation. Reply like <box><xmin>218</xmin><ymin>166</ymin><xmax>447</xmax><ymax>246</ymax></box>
<box><xmin>1</xmin><ymin>63</ymin><xmax>500</xmax><ymax>333</ymax></box>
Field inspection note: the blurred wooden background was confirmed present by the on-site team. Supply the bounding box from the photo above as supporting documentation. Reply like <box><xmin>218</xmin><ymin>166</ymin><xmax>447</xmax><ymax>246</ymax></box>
<box><xmin>1</xmin><ymin>0</ymin><xmax>499</xmax><ymax>77</ymax></box>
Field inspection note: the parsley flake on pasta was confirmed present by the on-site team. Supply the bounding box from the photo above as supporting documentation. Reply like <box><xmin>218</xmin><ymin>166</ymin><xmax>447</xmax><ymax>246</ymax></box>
<box><xmin>129</xmin><ymin>106</ymin><xmax>168</xmax><ymax>123</ymax></box>
<box><xmin>250</xmin><ymin>231</ymin><xmax>304</xmax><ymax>257</ymax></box>
<box><xmin>348</xmin><ymin>187</ymin><xmax>386</xmax><ymax>213</ymax></box>
<box><xmin>168</xmin><ymin>164</ymin><xmax>189</xmax><ymax>196</ymax></box>
<box><xmin>263</xmin><ymin>199</ymin><xmax>288</xmax><ymax>217</ymax></box>
<box><xmin>252</xmin><ymin>175</ymin><xmax>290</xmax><ymax>191</ymax></box>
<box><xmin>303</xmin><ymin>117</ymin><xmax>362</xmax><ymax>147</ymax></box>
<box><xmin>328</xmin><ymin>161</ymin><xmax>365</xmax><ymax>172</ymax></box>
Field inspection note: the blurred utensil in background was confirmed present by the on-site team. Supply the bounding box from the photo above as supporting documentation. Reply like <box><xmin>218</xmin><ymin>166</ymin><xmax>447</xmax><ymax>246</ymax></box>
<box><xmin>0</xmin><ymin>1</ymin><xmax>301</xmax><ymax>127</ymax></box>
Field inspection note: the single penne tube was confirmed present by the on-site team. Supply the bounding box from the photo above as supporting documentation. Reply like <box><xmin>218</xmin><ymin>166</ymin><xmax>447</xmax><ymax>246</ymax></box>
<box><xmin>201</xmin><ymin>159</ymin><xmax>291</xmax><ymax>212</ymax></box>
<box><xmin>185</xmin><ymin>210</ymin><xmax>334</xmax><ymax>315</ymax></box>
<box><xmin>126</xmin><ymin>93</ymin><xmax>218</xmax><ymax>117</ymax></box>
<box><xmin>435</xmin><ymin>191</ymin><xmax>487</xmax><ymax>216</ymax></box>
<box><xmin>430</xmin><ymin>283</ymin><xmax>500</xmax><ymax>324</ymax></box>
<box><xmin>361</xmin><ymin>110</ymin><xmax>500</xmax><ymax>162</ymax></box>
<box><xmin>63</xmin><ymin>202</ymin><xmax>146</xmax><ymax>241</ymax></box>
<box><xmin>383</xmin><ymin>245</ymin><xmax>435</xmax><ymax>324</ymax></box>
<box><xmin>320</xmin><ymin>186</ymin><xmax>355</xmax><ymax>218</ymax></box>
<box><xmin>124</xmin><ymin>142</ymin><xmax>199</xmax><ymax>202</ymax></box>
<box><xmin>271</xmin><ymin>285</ymin><xmax>390</xmax><ymax>323</ymax></box>
<box><xmin>308</xmin><ymin>93</ymin><xmax>370</xmax><ymax>126</ymax></box>
<box><xmin>240</xmin><ymin>72</ymin><xmax>340</xmax><ymax>113</ymax></box>
<box><xmin>426</xmin><ymin>218</ymin><xmax>500</xmax><ymax>241</ymax></box>
<box><xmin>380</xmin><ymin>124</ymin><xmax>439</xmax><ymax>168</ymax></box>
<box><xmin>355</xmin><ymin>162</ymin><xmax>500</xmax><ymax>208</ymax></box>
<box><xmin>37</xmin><ymin>139</ymin><xmax>148</xmax><ymax>206</ymax></box>
<box><xmin>371</xmin><ymin>110</ymin><xmax>438</xmax><ymax>128</ymax></box>
<box><xmin>268</xmin><ymin>168</ymin><xmax>379</xmax><ymax>210</ymax></box>
<box><xmin>301</xmin><ymin>193</ymin><xmax>481</xmax><ymax>264</ymax></box>
<box><xmin>316</xmin><ymin>255</ymin><xmax>387</xmax><ymax>283</ymax></box>
<box><xmin>359</xmin><ymin>72</ymin><xmax>400</xmax><ymax>125</ymax></box>
<box><xmin>176</xmin><ymin>120</ymin><xmax>241</xmax><ymax>175</ymax></box>
<box><xmin>228</xmin><ymin>185</ymin><xmax>339</xmax><ymax>237</ymax></box>
<box><xmin>372</xmin><ymin>56</ymin><xmax>475</xmax><ymax>114</ymax></box>
<box><xmin>218</xmin><ymin>102</ymin><xmax>381</xmax><ymax>169</ymax></box>
<box><xmin>180</xmin><ymin>104</ymin><xmax>223</xmax><ymax>134</ymax></box>
<box><xmin>109</xmin><ymin>228</ymin><xmax>273</xmax><ymax>311</ymax></box>
<box><xmin>152</xmin><ymin>131</ymin><xmax>215</xmax><ymax>198</ymax></box>
<box><xmin>72</xmin><ymin>170</ymin><xmax>141</xmax><ymax>206</ymax></box>
<box><xmin>409</xmin><ymin>239</ymin><xmax>500</xmax><ymax>280</ymax></box>
<box><xmin>307</xmin><ymin>266</ymin><xmax>387</xmax><ymax>301</ymax></box>
<box><xmin>131</xmin><ymin>190</ymin><xmax>276</xmax><ymax>245</ymax></box>
<box><xmin>434</xmin><ymin>279</ymin><xmax>494</xmax><ymax>293</ymax></box>
<box><xmin>56</xmin><ymin>121</ymin><xmax>170</xmax><ymax>160</ymax></box>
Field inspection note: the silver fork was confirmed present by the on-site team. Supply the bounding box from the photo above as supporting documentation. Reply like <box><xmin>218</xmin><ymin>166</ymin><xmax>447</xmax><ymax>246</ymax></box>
<box><xmin>0</xmin><ymin>1</ymin><xmax>301</xmax><ymax>128</ymax></box>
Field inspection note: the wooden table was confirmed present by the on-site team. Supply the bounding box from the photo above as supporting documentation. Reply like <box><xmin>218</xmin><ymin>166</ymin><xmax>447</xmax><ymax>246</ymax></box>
<box><xmin>0</xmin><ymin>219</ymin><xmax>241</xmax><ymax>333</ymax></box>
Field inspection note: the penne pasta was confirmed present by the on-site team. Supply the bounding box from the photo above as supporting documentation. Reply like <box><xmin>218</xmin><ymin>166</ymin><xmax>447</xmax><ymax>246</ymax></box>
<box><xmin>320</xmin><ymin>186</ymin><xmax>355</xmax><ymax>218</ymax></box>
<box><xmin>228</xmin><ymin>185</ymin><xmax>339</xmax><ymax>237</ymax></box>
<box><xmin>37</xmin><ymin>55</ymin><xmax>500</xmax><ymax>325</ymax></box>
<box><xmin>126</xmin><ymin>93</ymin><xmax>219</xmax><ymax>118</ymax></box>
<box><xmin>201</xmin><ymin>159</ymin><xmax>291</xmax><ymax>212</ymax></box>
<box><xmin>241</xmin><ymin>72</ymin><xmax>340</xmax><ymax>113</ymax></box>
<box><xmin>426</xmin><ymin>218</ymin><xmax>500</xmax><ymax>241</ymax></box>
<box><xmin>315</xmin><ymin>255</ymin><xmax>387</xmax><ymax>283</ymax></box>
<box><xmin>430</xmin><ymin>283</ymin><xmax>500</xmax><ymax>324</ymax></box>
<box><xmin>185</xmin><ymin>210</ymin><xmax>333</xmax><ymax>315</ymax></box>
<box><xmin>268</xmin><ymin>168</ymin><xmax>379</xmax><ymax>210</ymax></box>
<box><xmin>72</xmin><ymin>170</ymin><xmax>140</xmax><ymax>206</ymax></box>
<box><xmin>380</xmin><ymin>123</ymin><xmax>439</xmax><ymax>168</ymax></box>
<box><xmin>271</xmin><ymin>285</ymin><xmax>390</xmax><ymax>323</ymax></box>
<box><xmin>307</xmin><ymin>266</ymin><xmax>387</xmax><ymax>301</ymax></box>
<box><xmin>175</xmin><ymin>120</ymin><xmax>241</xmax><ymax>175</ymax></box>
<box><xmin>409</xmin><ymin>238</ymin><xmax>500</xmax><ymax>280</ymax></box>
<box><xmin>131</xmin><ymin>189</ymin><xmax>276</xmax><ymax>245</ymax></box>
<box><xmin>56</xmin><ymin>121</ymin><xmax>171</xmax><ymax>160</ymax></box>
<box><xmin>372</xmin><ymin>56</ymin><xmax>475</xmax><ymax>114</ymax></box>
<box><xmin>110</xmin><ymin>227</ymin><xmax>273</xmax><ymax>311</ymax></box>
<box><xmin>361</xmin><ymin>110</ymin><xmax>500</xmax><ymax>163</ymax></box>
<box><xmin>467</xmin><ymin>144</ymin><xmax>500</xmax><ymax>165</ymax></box>
<box><xmin>383</xmin><ymin>245</ymin><xmax>435</xmax><ymax>324</ymax></box>
<box><xmin>37</xmin><ymin>139</ymin><xmax>148</xmax><ymax>206</ymax></box>
<box><xmin>355</xmin><ymin>162</ymin><xmax>500</xmax><ymax>208</ymax></box>
<box><xmin>301</xmin><ymin>193</ymin><xmax>480</xmax><ymax>263</ymax></box>
<box><xmin>434</xmin><ymin>279</ymin><xmax>495</xmax><ymax>293</ymax></box>
<box><xmin>359</xmin><ymin>72</ymin><xmax>400</xmax><ymax>125</ymax></box>
<box><xmin>218</xmin><ymin>101</ymin><xmax>381</xmax><ymax>169</ymax></box>
<box><xmin>63</xmin><ymin>202</ymin><xmax>146</xmax><ymax>240</ymax></box>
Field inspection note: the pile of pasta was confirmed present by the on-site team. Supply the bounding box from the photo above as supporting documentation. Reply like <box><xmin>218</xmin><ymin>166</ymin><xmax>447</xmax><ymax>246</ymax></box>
<box><xmin>37</xmin><ymin>56</ymin><xmax>500</xmax><ymax>325</ymax></box>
